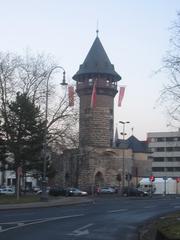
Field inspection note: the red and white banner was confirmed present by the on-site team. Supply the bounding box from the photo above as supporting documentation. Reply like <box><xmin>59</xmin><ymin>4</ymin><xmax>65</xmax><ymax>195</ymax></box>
<box><xmin>118</xmin><ymin>86</ymin><xmax>125</xmax><ymax>107</ymax></box>
<box><xmin>90</xmin><ymin>81</ymin><xmax>97</xmax><ymax>108</ymax></box>
<box><xmin>68</xmin><ymin>85</ymin><xmax>74</xmax><ymax>107</ymax></box>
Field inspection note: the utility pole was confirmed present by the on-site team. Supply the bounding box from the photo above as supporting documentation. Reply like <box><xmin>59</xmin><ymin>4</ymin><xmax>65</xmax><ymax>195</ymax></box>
<box><xmin>119</xmin><ymin>121</ymin><xmax>130</xmax><ymax>191</ymax></box>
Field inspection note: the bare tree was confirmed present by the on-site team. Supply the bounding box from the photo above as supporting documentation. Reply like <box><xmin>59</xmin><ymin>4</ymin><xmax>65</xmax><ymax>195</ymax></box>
<box><xmin>0</xmin><ymin>51</ymin><xmax>79</xmax><ymax>154</ymax></box>
<box><xmin>159</xmin><ymin>12</ymin><xmax>180</xmax><ymax>126</ymax></box>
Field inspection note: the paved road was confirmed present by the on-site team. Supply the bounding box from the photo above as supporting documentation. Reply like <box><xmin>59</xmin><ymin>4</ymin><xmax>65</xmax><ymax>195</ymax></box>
<box><xmin>0</xmin><ymin>196</ymin><xmax>180</xmax><ymax>240</ymax></box>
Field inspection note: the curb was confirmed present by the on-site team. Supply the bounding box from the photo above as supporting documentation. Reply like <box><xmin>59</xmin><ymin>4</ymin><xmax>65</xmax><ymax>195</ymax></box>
<box><xmin>0</xmin><ymin>197</ymin><xmax>93</xmax><ymax>210</ymax></box>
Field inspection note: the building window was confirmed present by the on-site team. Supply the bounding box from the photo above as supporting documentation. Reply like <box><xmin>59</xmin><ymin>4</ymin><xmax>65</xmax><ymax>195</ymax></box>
<box><xmin>166</xmin><ymin>147</ymin><xmax>173</xmax><ymax>151</ymax></box>
<box><xmin>156</xmin><ymin>147</ymin><xmax>165</xmax><ymax>152</ymax></box>
<box><xmin>166</xmin><ymin>147</ymin><xmax>180</xmax><ymax>152</ymax></box>
<box><xmin>152</xmin><ymin>167</ymin><xmax>164</xmax><ymax>172</ymax></box>
<box><xmin>174</xmin><ymin>147</ymin><xmax>180</xmax><ymax>151</ymax></box>
<box><xmin>174</xmin><ymin>167</ymin><xmax>180</xmax><ymax>171</ymax></box>
<box><xmin>166</xmin><ymin>167</ymin><xmax>174</xmax><ymax>172</ymax></box>
<box><xmin>157</xmin><ymin>137</ymin><xmax>164</xmax><ymax>142</ymax></box>
<box><xmin>166</xmin><ymin>137</ymin><xmax>175</xmax><ymax>142</ymax></box>
<box><xmin>153</xmin><ymin>157</ymin><xmax>164</xmax><ymax>162</ymax></box>
<box><xmin>166</xmin><ymin>157</ymin><xmax>174</xmax><ymax>162</ymax></box>
<box><xmin>7</xmin><ymin>179</ymin><xmax>11</xmax><ymax>186</ymax></box>
<box><xmin>149</xmin><ymin>147</ymin><xmax>155</xmax><ymax>153</ymax></box>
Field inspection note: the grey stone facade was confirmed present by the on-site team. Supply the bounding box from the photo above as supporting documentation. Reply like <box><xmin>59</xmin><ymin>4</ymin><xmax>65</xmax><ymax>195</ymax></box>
<box><xmin>54</xmin><ymin>146</ymin><xmax>151</xmax><ymax>191</ymax></box>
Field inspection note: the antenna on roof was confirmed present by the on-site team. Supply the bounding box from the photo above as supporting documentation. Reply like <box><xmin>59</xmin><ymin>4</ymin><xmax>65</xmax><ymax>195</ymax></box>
<box><xmin>96</xmin><ymin>20</ymin><xmax>99</xmax><ymax>37</ymax></box>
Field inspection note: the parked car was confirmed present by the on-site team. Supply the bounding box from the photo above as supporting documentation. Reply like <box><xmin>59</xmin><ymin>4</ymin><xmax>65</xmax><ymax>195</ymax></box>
<box><xmin>0</xmin><ymin>187</ymin><xmax>15</xmax><ymax>195</ymax></box>
<box><xmin>99</xmin><ymin>187</ymin><xmax>116</xmax><ymax>194</ymax></box>
<box><xmin>49</xmin><ymin>187</ymin><xmax>67</xmax><ymax>196</ymax></box>
<box><xmin>122</xmin><ymin>187</ymin><xmax>148</xmax><ymax>197</ymax></box>
<box><xmin>33</xmin><ymin>186</ymin><xmax>41</xmax><ymax>193</ymax></box>
<box><xmin>35</xmin><ymin>187</ymin><xmax>50</xmax><ymax>195</ymax></box>
<box><xmin>65</xmin><ymin>187</ymin><xmax>88</xmax><ymax>196</ymax></box>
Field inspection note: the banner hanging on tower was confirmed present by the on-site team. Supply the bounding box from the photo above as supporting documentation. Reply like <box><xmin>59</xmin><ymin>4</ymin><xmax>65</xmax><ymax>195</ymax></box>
<box><xmin>90</xmin><ymin>81</ymin><xmax>97</xmax><ymax>108</ymax></box>
<box><xmin>118</xmin><ymin>86</ymin><xmax>125</xmax><ymax>107</ymax></box>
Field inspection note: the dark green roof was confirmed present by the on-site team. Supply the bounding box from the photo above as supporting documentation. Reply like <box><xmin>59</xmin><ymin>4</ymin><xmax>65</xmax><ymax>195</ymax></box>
<box><xmin>126</xmin><ymin>135</ymin><xmax>148</xmax><ymax>153</ymax></box>
<box><xmin>73</xmin><ymin>36</ymin><xmax>121</xmax><ymax>81</ymax></box>
<box><xmin>116</xmin><ymin>135</ymin><xmax>148</xmax><ymax>153</ymax></box>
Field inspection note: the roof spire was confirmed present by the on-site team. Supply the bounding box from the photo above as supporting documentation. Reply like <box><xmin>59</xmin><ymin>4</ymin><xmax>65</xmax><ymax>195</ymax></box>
<box><xmin>96</xmin><ymin>20</ymin><xmax>99</xmax><ymax>37</ymax></box>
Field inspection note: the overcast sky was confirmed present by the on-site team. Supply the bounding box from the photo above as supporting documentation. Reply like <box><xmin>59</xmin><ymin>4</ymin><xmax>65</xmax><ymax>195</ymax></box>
<box><xmin>1</xmin><ymin>0</ymin><xmax>180</xmax><ymax>140</ymax></box>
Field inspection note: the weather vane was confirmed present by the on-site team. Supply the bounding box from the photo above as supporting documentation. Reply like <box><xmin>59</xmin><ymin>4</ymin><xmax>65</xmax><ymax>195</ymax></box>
<box><xmin>96</xmin><ymin>20</ymin><xmax>99</xmax><ymax>37</ymax></box>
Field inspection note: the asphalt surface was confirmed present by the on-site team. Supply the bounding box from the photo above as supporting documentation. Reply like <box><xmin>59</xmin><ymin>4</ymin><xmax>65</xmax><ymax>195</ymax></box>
<box><xmin>0</xmin><ymin>195</ymin><xmax>180</xmax><ymax>240</ymax></box>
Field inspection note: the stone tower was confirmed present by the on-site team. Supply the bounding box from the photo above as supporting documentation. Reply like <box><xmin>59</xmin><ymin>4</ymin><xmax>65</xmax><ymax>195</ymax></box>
<box><xmin>56</xmin><ymin>35</ymin><xmax>151</xmax><ymax>190</ymax></box>
<box><xmin>73</xmin><ymin>35</ymin><xmax>121</xmax><ymax>148</ymax></box>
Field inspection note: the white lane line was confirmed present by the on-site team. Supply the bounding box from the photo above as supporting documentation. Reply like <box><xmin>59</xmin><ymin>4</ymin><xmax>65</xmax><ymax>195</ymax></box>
<box><xmin>108</xmin><ymin>209</ymin><xmax>128</xmax><ymax>213</ymax></box>
<box><xmin>0</xmin><ymin>214</ymin><xmax>84</xmax><ymax>233</ymax></box>
<box><xmin>68</xmin><ymin>223</ymin><xmax>94</xmax><ymax>236</ymax></box>
<box><xmin>17</xmin><ymin>222</ymin><xmax>25</xmax><ymax>226</ymax></box>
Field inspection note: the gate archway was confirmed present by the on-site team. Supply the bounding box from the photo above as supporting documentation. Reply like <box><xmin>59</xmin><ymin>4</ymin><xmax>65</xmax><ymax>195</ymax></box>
<box><xmin>94</xmin><ymin>171</ymin><xmax>104</xmax><ymax>187</ymax></box>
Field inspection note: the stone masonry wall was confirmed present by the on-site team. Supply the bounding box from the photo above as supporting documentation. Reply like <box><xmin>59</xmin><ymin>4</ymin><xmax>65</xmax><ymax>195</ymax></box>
<box><xmin>79</xmin><ymin>95</ymin><xmax>114</xmax><ymax>148</ymax></box>
<box><xmin>55</xmin><ymin>147</ymin><xmax>151</xmax><ymax>192</ymax></box>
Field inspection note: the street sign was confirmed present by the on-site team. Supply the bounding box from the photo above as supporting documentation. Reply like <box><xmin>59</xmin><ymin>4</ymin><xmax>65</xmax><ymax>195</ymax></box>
<box><xmin>149</xmin><ymin>175</ymin><xmax>155</xmax><ymax>182</ymax></box>
<box><xmin>163</xmin><ymin>176</ymin><xmax>168</xmax><ymax>180</ymax></box>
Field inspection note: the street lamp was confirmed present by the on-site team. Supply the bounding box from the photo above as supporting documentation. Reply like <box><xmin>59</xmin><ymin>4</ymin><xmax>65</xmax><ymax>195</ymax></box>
<box><xmin>119</xmin><ymin>121</ymin><xmax>130</xmax><ymax>192</ymax></box>
<box><xmin>41</xmin><ymin>66</ymin><xmax>67</xmax><ymax>201</ymax></box>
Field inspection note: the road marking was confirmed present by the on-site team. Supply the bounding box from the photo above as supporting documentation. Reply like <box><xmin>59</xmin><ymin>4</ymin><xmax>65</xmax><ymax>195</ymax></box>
<box><xmin>68</xmin><ymin>223</ymin><xmax>94</xmax><ymax>236</ymax></box>
<box><xmin>17</xmin><ymin>222</ymin><xmax>24</xmax><ymax>226</ymax></box>
<box><xmin>108</xmin><ymin>209</ymin><xmax>128</xmax><ymax>213</ymax></box>
<box><xmin>0</xmin><ymin>214</ymin><xmax>84</xmax><ymax>233</ymax></box>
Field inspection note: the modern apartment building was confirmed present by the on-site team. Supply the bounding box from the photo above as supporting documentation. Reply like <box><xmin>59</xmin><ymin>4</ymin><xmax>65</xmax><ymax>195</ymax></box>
<box><xmin>148</xmin><ymin>131</ymin><xmax>180</xmax><ymax>178</ymax></box>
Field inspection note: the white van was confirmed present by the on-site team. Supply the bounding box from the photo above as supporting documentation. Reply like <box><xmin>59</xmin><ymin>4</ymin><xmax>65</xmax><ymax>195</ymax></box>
<box><xmin>138</xmin><ymin>183</ymin><xmax>156</xmax><ymax>194</ymax></box>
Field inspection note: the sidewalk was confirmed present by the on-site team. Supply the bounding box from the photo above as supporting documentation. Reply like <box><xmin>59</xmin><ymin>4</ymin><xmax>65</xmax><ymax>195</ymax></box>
<box><xmin>0</xmin><ymin>197</ymin><xmax>93</xmax><ymax>210</ymax></box>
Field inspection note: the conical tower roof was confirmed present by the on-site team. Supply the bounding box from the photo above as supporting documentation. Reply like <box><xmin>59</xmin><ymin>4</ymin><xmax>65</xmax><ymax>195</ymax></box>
<box><xmin>73</xmin><ymin>36</ymin><xmax>121</xmax><ymax>81</ymax></box>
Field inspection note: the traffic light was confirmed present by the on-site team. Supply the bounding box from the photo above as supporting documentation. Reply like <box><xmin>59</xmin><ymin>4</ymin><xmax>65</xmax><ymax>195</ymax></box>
<box><xmin>176</xmin><ymin>177</ymin><xmax>180</xmax><ymax>183</ymax></box>
<box><xmin>125</xmin><ymin>173</ymin><xmax>132</xmax><ymax>181</ymax></box>
<box><xmin>149</xmin><ymin>175</ymin><xmax>155</xmax><ymax>182</ymax></box>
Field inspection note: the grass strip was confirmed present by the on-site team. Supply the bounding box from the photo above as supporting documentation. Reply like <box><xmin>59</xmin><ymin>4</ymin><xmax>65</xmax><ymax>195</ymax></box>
<box><xmin>0</xmin><ymin>195</ymin><xmax>40</xmax><ymax>204</ymax></box>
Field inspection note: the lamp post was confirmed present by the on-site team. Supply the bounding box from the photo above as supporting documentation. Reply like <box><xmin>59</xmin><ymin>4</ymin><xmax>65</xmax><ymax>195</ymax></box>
<box><xmin>119</xmin><ymin>121</ymin><xmax>130</xmax><ymax>192</ymax></box>
<box><xmin>41</xmin><ymin>66</ymin><xmax>67</xmax><ymax>201</ymax></box>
